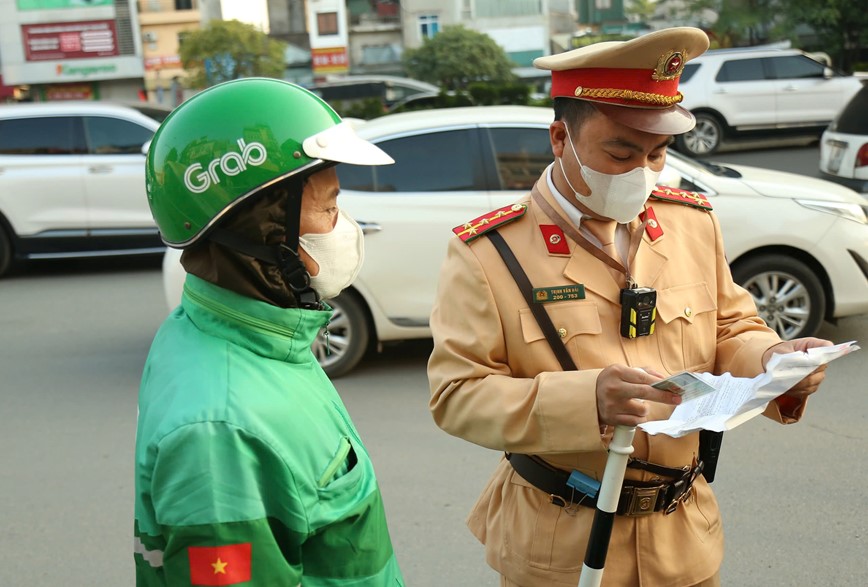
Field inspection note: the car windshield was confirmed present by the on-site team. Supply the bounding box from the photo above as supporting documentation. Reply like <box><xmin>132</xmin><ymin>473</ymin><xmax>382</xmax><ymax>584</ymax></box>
<box><xmin>669</xmin><ymin>151</ymin><xmax>743</xmax><ymax>178</ymax></box>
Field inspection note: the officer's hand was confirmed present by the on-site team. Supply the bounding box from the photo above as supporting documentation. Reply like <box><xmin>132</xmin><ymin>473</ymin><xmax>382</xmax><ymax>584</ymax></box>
<box><xmin>763</xmin><ymin>337</ymin><xmax>834</xmax><ymax>400</ymax></box>
<box><xmin>595</xmin><ymin>365</ymin><xmax>682</xmax><ymax>427</ymax></box>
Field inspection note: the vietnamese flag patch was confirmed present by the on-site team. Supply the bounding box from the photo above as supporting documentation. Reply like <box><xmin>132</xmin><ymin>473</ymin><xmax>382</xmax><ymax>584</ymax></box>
<box><xmin>188</xmin><ymin>543</ymin><xmax>251</xmax><ymax>585</ymax></box>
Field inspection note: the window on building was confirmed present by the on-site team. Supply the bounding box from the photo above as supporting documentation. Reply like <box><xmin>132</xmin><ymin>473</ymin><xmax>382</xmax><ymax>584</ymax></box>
<box><xmin>418</xmin><ymin>14</ymin><xmax>439</xmax><ymax>39</ymax></box>
<box><xmin>175</xmin><ymin>0</ymin><xmax>193</xmax><ymax>10</ymax></box>
<box><xmin>317</xmin><ymin>12</ymin><xmax>339</xmax><ymax>36</ymax></box>
<box><xmin>361</xmin><ymin>44</ymin><xmax>399</xmax><ymax>65</ymax></box>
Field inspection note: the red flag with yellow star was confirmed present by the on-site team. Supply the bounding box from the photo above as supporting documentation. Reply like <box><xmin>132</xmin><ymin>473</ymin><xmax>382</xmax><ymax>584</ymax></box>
<box><xmin>187</xmin><ymin>543</ymin><xmax>251</xmax><ymax>585</ymax></box>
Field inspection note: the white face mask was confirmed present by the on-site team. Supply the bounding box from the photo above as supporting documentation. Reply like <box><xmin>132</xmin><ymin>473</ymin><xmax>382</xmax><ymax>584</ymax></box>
<box><xmin>298</xmin><ymin>209</ymin><xmax>365</xmax><ymax>301</ymax></box>
<box><xmin>557</xmin><ymin>126</ymin><xmax>661</xmax><ymax>224</ymax></box>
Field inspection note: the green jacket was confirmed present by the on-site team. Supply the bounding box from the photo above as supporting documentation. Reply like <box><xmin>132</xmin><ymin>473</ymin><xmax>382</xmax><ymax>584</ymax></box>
<box><xmin>134</xmin><ymin>274</ymin><xmax>403</xmax><ymax>586</ymax></box>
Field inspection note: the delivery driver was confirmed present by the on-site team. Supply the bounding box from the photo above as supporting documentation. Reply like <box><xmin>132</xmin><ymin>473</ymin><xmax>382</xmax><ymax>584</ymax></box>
<box><xmin>134</xmin><ymin>79</ymin><xmax>404</xmax><ymax>586</ymax></box>
<box><xmin>427</xmin><ymin>27</ymin><xmax>831</xmax><ymax>586</ymax></box>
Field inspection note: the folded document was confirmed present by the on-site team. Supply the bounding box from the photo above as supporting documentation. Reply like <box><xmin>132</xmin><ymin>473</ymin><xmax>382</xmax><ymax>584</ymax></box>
<box><xmin>639</xmin><ymin>341</ymin><xmax>860</xmax><ymax>438</ymax></box>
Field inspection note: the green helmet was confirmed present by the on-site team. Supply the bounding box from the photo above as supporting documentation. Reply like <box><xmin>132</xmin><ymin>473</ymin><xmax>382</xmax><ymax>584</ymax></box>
<box><xmin>146</xmin><ymin>77</ymin><xmax>392</xmax><ymax>247</ymax></box>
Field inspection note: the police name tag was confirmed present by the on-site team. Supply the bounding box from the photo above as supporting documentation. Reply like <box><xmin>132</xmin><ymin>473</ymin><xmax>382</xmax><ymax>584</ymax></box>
<box><xmin>532</xmin><ymin>285</ymin><xmax>586</xmax><ymax>303</ymax></box>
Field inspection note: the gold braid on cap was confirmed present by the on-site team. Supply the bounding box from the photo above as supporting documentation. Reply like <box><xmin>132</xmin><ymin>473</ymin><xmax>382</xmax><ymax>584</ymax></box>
<box><xmin>574</xmin><ymin>87</ymin><xmax>684</xmax><ymax>106</ymax></box>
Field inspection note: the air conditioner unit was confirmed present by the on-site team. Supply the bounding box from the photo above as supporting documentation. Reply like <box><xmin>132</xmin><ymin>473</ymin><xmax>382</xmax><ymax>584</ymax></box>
<box><xmin>143</xmin><ymin>31</ymin><xmax>158</xmax><ymax>43</ymax></box>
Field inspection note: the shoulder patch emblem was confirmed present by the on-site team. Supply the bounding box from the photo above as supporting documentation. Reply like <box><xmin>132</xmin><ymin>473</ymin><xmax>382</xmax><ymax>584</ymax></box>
<box><xmin>649</xmin><ymin>186</ymin><xmax>713</xmax><ymax>211</ymax></box>
<box><xmin>453</xmin><ymin>203</ymin><xmax>528</xmax><ymax>243</ymax></box>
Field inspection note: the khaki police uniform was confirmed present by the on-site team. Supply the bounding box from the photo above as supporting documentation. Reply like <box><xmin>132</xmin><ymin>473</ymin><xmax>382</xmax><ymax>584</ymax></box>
<box><xmin>427</xmin><ymin>27</ymin><xmax>807</xmax><ymax>587</ymax></box>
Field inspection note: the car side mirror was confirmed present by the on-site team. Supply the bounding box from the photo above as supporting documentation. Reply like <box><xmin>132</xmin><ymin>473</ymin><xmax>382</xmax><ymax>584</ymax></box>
<box><xmin>141</xmin><ymin>140</ymin><xmax>151</xmax><ymax>156</ymax></box>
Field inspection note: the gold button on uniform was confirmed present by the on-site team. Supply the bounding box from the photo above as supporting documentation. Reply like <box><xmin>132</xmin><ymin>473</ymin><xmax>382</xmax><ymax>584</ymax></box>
<box><xmin>684</xmin><ymin>307</ymin><xmax>692</xmax><ymax>318</ymax></box>
<box><xmin>558</xmin><ymin>328</ymin><xmax>567</xmax><ymax>338</ymax></box>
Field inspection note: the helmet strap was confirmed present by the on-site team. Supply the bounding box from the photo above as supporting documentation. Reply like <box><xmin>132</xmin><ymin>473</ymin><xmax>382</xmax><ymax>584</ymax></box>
<box><xmin>281</xmin><ymin>176</ymin><xmax>321</xmax><ymax>309</ymax></box>
<box><xmin>207</xmin><ymin>176</ymin><xmax>321</xmax><ymax>310</ymax></box>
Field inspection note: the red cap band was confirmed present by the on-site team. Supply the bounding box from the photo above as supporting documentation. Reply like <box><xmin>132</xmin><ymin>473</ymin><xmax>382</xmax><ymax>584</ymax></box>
<box><xmin>551</xmin><ymin>67</ymin><xmax>682</xmax><ymax>108</ymax></box>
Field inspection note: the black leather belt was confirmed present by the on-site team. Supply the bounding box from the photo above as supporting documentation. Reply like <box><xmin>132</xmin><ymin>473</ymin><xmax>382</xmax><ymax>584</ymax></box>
<box><xmin>506</xmin><ymin>453</ymin><xmax>703</xmax><ymax>516</ymax></box>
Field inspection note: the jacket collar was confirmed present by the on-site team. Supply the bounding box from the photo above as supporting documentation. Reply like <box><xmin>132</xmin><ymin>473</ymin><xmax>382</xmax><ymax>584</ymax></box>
<box><xmin>531</xmin><ymin>178</ymin><xmax>668</xmax><ymax>304</ymax></box>
<box><xmin>181</xmin><ymin>274</ymin><xmax>331</xmax><ymax>363</ymax></box>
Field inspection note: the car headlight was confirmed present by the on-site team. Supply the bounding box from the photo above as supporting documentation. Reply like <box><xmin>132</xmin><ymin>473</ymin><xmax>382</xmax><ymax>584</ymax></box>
<box><xmin>795</xmin><ymin>199</ymin><xmax>868</xmax><ymax>225</ymax></box>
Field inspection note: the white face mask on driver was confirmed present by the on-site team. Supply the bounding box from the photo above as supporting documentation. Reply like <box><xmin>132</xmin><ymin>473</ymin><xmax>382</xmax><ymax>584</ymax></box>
<box><xmin>557</xmin><ymin>125</ymin><xmax>661</xmax><ymax>224</ymax></box>
<box><xmin>298</xmin><ymin>209</ymin><xmax>365</xmax><ymax>301</ymax></box>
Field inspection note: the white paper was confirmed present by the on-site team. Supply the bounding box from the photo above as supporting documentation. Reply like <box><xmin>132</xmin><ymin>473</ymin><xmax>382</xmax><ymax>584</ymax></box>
<box><xmin>639</xmin><ymin>341</ymin><xmax>860</xmax><ymax>438</ymax></box>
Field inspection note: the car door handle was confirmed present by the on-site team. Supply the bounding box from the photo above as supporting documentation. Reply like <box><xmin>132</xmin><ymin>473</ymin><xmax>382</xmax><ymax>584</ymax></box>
<box><xmin>356</xmin><ymin>221</ymin><xmax>382</xmax><ymax>234</ymax></box>
<box><xmin>88</xmin><ymin>165</ymin><xmax>113</xmax><ymax>174</ymax></box>
<box><xmin>782</xmin><ymin>85</ymin><xmax>798</xmax><ymax>91</ymax></box>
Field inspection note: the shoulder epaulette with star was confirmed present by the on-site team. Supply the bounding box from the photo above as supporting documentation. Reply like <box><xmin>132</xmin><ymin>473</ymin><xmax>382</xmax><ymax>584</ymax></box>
<box><xmin>649</xmin><ymin>186</ymin><xmax>713</xmax><ymax>211</ymax></box>
<box><xmin>452</xmin><ymin>203</ymin><xmax>528</xmax><ymax>243</ymax></box>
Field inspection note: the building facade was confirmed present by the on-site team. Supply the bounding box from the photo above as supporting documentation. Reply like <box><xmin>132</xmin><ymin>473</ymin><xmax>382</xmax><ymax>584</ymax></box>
<box><xmin>0</xmin><ymin>0</ymin><xmax>145</xmax><ymax>101</ymax></box>
<box><xmin>137</xmin><ymin>0</ymin><xmax>200</xmax><ymax>105</ymax></box>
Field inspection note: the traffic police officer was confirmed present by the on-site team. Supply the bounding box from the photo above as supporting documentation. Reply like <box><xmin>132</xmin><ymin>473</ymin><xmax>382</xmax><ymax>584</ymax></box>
<box><xmin>427</xmin><ymin>27</ymin><xmax>831</xmax><ymax>586</ymax></box>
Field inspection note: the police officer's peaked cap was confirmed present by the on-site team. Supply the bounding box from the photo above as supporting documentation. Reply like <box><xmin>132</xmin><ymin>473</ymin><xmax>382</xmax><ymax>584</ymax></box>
<box><xmin>534</xmin><ymin>27</ymin><xmax>710</xmax><ymax>135</ymax></box>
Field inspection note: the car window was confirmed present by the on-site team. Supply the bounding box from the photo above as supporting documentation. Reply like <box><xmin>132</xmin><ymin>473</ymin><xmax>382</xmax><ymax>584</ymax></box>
<box><xmin>768</xmin><ymin>55</ymin><xmax>826</xmax><ymax>80</ymax></box>
<box><xmin>715</xmin><ymin>58</ymin><xmax>767</xmax><ymax>82</ymax></box>
<box><xmin>368</xmin><ymin>129</ymin><xmax>485</xmax><ymax>192</ymax></box>
<box><xmin>679</xmin><ymin>63</ymin><xmax>700</xmax><ymax>83</ymax></box>
<box><xmin>485</xmin><ymin>127</ymin><xmax>552</xmax><ymax>190</ymax></box>
<box><xmin>0</xmin><ymin>116</ymin><xmax>84</xmax><ymax>155</ymax></box>
<box><xmin>336</xmin><ymin>162</ymin><xmax>375</xmax><ymax>191</ymax></box>
<box><xmin>833</xmin><ymin>86</ymin><xmax>868</xmax><ymax>134</ymax></box>
<box><xmin>84</xmin><ymin>116</ymin><xmax>154</xmax><ymax>155</ymax></box>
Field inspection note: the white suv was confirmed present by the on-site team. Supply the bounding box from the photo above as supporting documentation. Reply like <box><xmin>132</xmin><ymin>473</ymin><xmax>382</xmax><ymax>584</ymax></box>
<box><xmin>0</xmin><ymin>101</ymin><xmax>164</xmax><ymax>276</ymax></box>
<box><xmin>676</xmin><ymin>47</ymin><xmax>864</xmax><ymax>156</ymax></box>
<box><xmin>164</xmin><ymin>107</ymin><xmax>868</xmax><ymax>377</ymax></box>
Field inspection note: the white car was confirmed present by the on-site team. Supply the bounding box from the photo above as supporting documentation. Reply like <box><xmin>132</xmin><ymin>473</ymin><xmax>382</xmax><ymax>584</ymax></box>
<box><xmin>164</xmin><ymin>106</ymin><xmax>868</xmax><ymax>377</ymax></box>
<box><xmin>676</xmin><ymin>47</ymin><xmax>864</xmax><ymax>156</ymax></box>
<box><xmin>819</xmin><ymin>84</ymin><xmax>868</xmax><ymax>193</ymax></box>
<box><xmin>0</xmin><ymin>101</ymin><xmax>165</xmax><ymax>276</ymax></box>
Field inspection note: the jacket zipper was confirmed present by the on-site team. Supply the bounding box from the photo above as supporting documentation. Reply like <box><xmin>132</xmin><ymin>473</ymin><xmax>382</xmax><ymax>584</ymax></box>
<box><xmin>184</xmin><ymin>284</ymin><xmax>300</xmax><ymax>339</ymax></box>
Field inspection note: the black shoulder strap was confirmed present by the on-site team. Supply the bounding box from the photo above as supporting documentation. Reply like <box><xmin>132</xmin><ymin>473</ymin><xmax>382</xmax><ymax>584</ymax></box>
<box><xmin>486</xmin><ymin>230</ymin><xmax>577</xmax><ymax>372</ymax></box>
<box><xmin>487</xmin><ymin>229</ymin><xmax>721</xmax><ymax>482</ymax></box>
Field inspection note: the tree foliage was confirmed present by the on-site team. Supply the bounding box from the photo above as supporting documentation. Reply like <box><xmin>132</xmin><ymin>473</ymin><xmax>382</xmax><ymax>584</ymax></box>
<box><xmin>402</xmin><ymin>26</ymin><xmax>516</xmax><ymax>90</ymax></box>
<box><xmin>625</xmin><ymin>0</ymin><xmax>656</xmax><ymax>22</ymax></box>
<box><xmin>180</xmin><ymin>20</ymin><xmax>286</xmax><ymax>88</ymax></box>
<box><xmin>778</xmin><ymin>0</ymin><xmax>868</xmax><ymax>72</ymax></box>
<box><xmin>687</xmin><ymin>0</ymin><xmax>867</xmax><ymax>72</ymax></box>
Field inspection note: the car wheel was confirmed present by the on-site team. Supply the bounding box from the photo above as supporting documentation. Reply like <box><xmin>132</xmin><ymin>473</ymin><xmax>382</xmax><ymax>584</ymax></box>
<box><xmin>311</xmin><ymin>290</ymin><xmax>371</xmax><ymax>378</ymax></box>
<box><xmin>731</xmin><ymin>255</ymin><xmax>825</xmax><ymax>340</ymax></box>
<box><xmin>676</xmin><ymin>113</ymin><xmax>723</xmax><ymax>156</ymax></box>
<box><xmin>0</xmin><ymin>224</ymin><xmax>12</xmax><ymax>277</ymax></box>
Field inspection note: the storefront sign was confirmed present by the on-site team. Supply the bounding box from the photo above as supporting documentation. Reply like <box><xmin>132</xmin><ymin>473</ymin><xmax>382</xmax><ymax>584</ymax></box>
<box><xmin>44</xmin><ymin>83</ymin><xmax>95</xmax><ymax>100</ymax></box>
<box><xmin>22</xmin><ymin>20</ymin><xmax>118</xmax><ymax>62</ymax></box>
<box><xmin>17</xmin><ymin>0</ymin><xmax>113</xmax><ymax>10</ymax></box>
<box><xmin>144</xmin><ymin>55</ymin><xmax>182</xmax><ymax>70</ymax></box>
<box><xmin>311</xmin><ymin>47</ymin><xmax>348</xmax><ymax>75</ymax></box>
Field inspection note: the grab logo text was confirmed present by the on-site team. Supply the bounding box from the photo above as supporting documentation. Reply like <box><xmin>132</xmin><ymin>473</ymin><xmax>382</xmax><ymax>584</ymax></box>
<box><xmin>184</xmin><ymin>139</ymin><xmax>267</xmax><ymax>193</ymax></box>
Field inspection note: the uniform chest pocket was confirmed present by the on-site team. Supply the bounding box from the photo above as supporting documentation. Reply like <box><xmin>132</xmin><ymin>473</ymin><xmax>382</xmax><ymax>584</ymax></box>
<box><xmin>655</xmin><ymin>282</ymin><xmax>717</xmax><ymax>372</ymax></box>
<box><xmin>519</xmin><ymin>301</ymin><xmax>602</xmax><ymax>369</ymax></box>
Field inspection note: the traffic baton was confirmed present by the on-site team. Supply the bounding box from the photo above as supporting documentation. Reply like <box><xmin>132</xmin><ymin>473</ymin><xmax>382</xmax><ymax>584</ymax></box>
<box><xmin>577</xmin><ymin>425</ymin><xmax>636</xmax><ymax>587</ymax></box>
